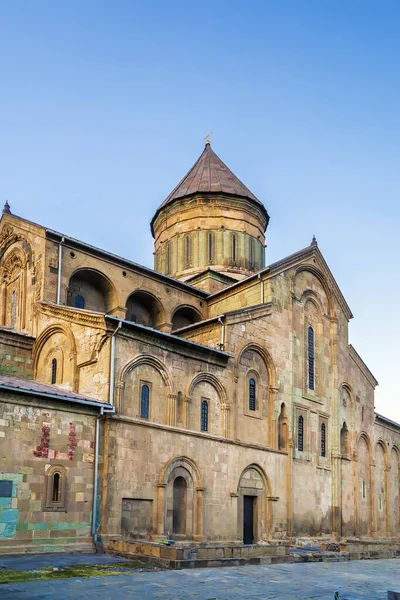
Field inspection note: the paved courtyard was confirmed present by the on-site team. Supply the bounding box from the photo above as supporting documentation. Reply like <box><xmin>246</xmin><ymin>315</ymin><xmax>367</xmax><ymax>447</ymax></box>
<box><xmin>1</xmin><ymin>558</ymin><xmax>400</xmax><ymax>599</ymax></box>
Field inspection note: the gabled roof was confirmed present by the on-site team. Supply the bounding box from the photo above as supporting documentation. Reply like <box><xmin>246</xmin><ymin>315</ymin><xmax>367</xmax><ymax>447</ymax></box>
<box><xmin>151</xmin><ymin>142</ymin><xmax>269</xmax><ymax>231</ymax></box>
<box><xmin>0</xmin><ymin>375</ymin><xmax>110</xmax><ymax>409</ymax></box>
<box><xmin>207</xmin><ymin>240</ymin><xmax>353</xmax><ymax>321</ymax></box>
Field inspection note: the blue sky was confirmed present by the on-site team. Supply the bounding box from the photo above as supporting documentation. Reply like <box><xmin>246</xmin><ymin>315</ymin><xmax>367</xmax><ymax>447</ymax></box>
<box><xmin>0</xmin><ymin>1</ymin><xmax>399</xmax><ymax>419</ymax></box>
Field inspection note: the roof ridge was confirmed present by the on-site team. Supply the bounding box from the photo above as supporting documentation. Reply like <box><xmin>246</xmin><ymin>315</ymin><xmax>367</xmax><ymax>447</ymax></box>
<box><xmin>151</xmin><ymin>144</ymin><xmax>267</xmax><ymax>233</ymax></box>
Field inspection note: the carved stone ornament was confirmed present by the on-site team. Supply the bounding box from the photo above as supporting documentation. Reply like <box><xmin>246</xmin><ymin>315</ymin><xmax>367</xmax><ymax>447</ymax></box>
<box><xmin>0</xmin><ymin>225</ymin><xmax>14</xmax><ymax>245</ymax></box>
<box><xmin>304</xmin><ymin>299</ymin><xmax>318</xmax><ymax>325</ymax></box>
<box><xmin>3</xmin><ymin>253</ymin><xmax>23</xmax><ymax>281</ymax></box>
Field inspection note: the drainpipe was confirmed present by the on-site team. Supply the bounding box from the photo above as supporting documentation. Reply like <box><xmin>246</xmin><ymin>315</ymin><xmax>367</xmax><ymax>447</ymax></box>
<box><xmin>218</xmin><ymin>316</ymin><xmax>225</xmax><ymax>352</ymax></box>
<box><xmin>109</xmin><ymin>320</ymin><xmax>122</xmax><ymax>408</ymax></box>
<box><xmin>258</xmin><ymin>272</ymin><xmax>264</xmax><ymax>304</ymax></box>
<box><xmin>56</xmin><ymin>237</ymin><xmax>65</xmax><ymax>305</ymax></box>
<box><xmin>92</xmin><ymin>406</ymin><xmax>104</xmax><ymax>542</ymax></box>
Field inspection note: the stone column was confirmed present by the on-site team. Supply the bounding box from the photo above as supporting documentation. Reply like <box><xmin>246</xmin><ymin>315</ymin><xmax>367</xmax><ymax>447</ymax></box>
<box><xmin>287</xmin><ymin>439</ymin><xmax>294</xmax><ymax>539</ymax></box>
<box><xmin>221</xmin><ymin>403</ymin><xmax>230</xmax><ymax>438</ymax></box>
<box><xmin>184</xmin><ymin>396</ymin><xmax>191</xmax><ymax>429</ymax></box>
<box><xmin>194</xmin><ymin>487</ymin><xmax>204</xmax><ymax>540</ymax></box>
<box><xmin>268</xmin><ymin>385</ymin><xmax>279</xmax><ymax>448</ymax></box>
<box><xmin>370</xmin><ymin>459</ymin><xmax>376</xmax><ymax>536</ymax></box>
<box><xmin>329</xmin><ymin>319</ymin><xmax>341</xmax><ymax>539</ymax></box>
<box><xmin>168</xmin><ymin>393</ymin><xmax>177</xmax><ymax>427</ymax></box>
<box><xmin>385</xmin><ymin>464</ymin><xmax>391</xmax><ymax>537</ymax></box>
<box><xmin>156</xmin><ymin>484</ymin><xmax>166</xmax><ymax>536</ymax></box>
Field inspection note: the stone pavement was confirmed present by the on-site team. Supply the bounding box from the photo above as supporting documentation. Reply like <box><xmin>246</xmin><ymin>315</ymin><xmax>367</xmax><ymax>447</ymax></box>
<box><xmin>1</xmin><ymin>558</ymin><xmax>400</xmax><ymax>599</ymax></box>
<box><xmin>0</xmin><ymin>552</ymin><xmax>130</xmax><ymax>570</ymax></box>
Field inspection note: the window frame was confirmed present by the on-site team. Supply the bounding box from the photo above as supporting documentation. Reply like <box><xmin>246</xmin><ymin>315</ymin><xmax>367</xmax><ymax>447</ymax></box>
<box><xmin>249</xmin><ymin>378</ymin><xmax>256</xmax><ymax>411</ymax></box>
<box><xmin>320</xmin><ymin>422</ymin><xmax>326</xmax><ymax>457</ymax></box>
<box><xmin>232</xmin><ymin>234</ymin><xmax>237</xmax><ymax>264</ymax></box>
<box><xmin>249</xmin><ymin>237</ymin><xmax>254</xmax><ymax>269</ymax></box>
<box><xmin>244</xmin><ymin>371</ymin><xmax>262</xmax><ymax>419</ymax></box>
<box><xmin>208</xmin><ymin>232</ymin><xmax>214</xmax><ymax>263</ymax></box>
<box><xmin>201</xmin><ymin>398</ymin><xmax>209</xmax><ymax>432</ymax></box>
<box><xmin>51</xmin><ymin>358</ymin><xmax>57</xmax><ymax>385</ymax></box>
<box><xmin>185</xmin><ymin>235</ymin><xmax>191</xmax><ymax>267</ymax></box>
<box><xmin>307</xmin><ymin>326</ymin><xmax>315</xmax><ymax>390</ymax></box>
<box><xmin>75</xmin><ymin>294</ymin><xmax>85</xmax><ymax>309</ymax></box>
<box><xmin>297</xmin><ymin>415</ymin><xmax>304</xmax><ymax>452</ymax></box>
<box><xmin>140</xmin><ymin>382</ymin><xmax>150</xmax><ymax>420</ymax></box>
<box><xmin>44</xmin><ymin>466</ymin><xmax>67</xmax><ymax>512</ymax></box>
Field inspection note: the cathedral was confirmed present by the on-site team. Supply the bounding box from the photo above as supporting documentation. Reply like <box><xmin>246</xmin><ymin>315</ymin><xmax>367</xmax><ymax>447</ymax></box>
<box><xmin>0</xmin><ymin>142</ymin><xmax>399</xmax><ymax>564</ymax></box>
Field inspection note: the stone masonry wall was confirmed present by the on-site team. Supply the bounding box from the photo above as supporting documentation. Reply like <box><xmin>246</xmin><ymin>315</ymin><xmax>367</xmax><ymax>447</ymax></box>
<box><xmin>0</xmin><ymin>393</ymin><xmax>97</xmax><ymax>554</ymax></box>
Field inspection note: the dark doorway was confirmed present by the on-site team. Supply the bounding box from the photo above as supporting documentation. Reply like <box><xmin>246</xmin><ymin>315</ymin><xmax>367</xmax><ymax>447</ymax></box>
<box><xmin>172</xmin><ymin>476</ymin><xmax>187</xmax><ymax>535</ymax></box>
<box><xmin>243</xmin><ymin>495</ymin><xmax>255</xmax><ymax>544</ymax></box>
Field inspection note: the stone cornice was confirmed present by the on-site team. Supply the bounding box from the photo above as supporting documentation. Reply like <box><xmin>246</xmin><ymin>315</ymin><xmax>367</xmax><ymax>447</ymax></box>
<box><xmin>0</xmin><ymin>326</ymin><xmax>35</xmax><ymax>349</ymax></box>
<box><xmin>38</xmin><ymin>302</ymin><xmax>107</xmax><ymax>329</ymax></box>
<box><xmin>348</xmin><ymin>344</ymin><xmax>378</xmax><ymax>388</ymax></box>
<box><xmin>106</xmin><ymin>315</ymin><xmax>232</xmax><ymax>367</ymax></box>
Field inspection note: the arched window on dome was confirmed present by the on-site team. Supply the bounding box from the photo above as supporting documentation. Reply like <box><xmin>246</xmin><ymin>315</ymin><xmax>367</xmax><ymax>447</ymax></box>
<box><xmin>208</xmin><ymin>232</ymin><xmax>214</xmax><ymax>263</ymax></box>
<box><xmin>185</xmin><ymin>235</ymin><xmax>191</xmax><ymax>267</ymax></box>
<box><xmin>249</xmin><ymin>238</ymin><xmax>254</xmax><ymax>268</ymax></box>
<box><xmin>166</xmin><ymin>243</ymin><xmax>171</xmax><ymax>274</ymax></box>
<box><xmin>232</xmin><ymin>234</ymin><xmax>237</xmax><ymax>263</ymax></box>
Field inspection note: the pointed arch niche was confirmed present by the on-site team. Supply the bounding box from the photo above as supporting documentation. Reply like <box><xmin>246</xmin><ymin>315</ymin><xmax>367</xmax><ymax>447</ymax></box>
<box><xmin>157</xmin><ymin>456</ymin><xmax>204</xmax><ymax>541</ymax></box>
<box><xmin>118</xmin><ymin>355</ymin><xmax>173</xmax><ymax>425</ymax></box>
<box><xmin>0</xmin><ymin>244</ymin><xmax>29</xmax><ymax>330</ymax></box>
<box><xmin>236</xmin><ymin>343</ymin><xmax>278</xmax><ymax>447</ymax></box>
<box><xmin>237</xmin><ymin>464</ymin><xmax>272</xmax><ymax>543</ymax></box>
<box><xmin>33</xmin><ymin>325</ymin><xmax>77</xmax><ymax>391</ymax></box>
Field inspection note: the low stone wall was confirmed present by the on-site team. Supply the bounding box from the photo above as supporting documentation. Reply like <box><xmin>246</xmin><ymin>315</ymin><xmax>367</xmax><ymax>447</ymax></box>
<box><xmin>336</xmin><ymin>540</ymin><xmax>400</xmax><ymax>560</ymax></box>
<box><xmin>107</xmin><ymin>540</ymin><xmax>291</xmax><ymax>569</ymax></box>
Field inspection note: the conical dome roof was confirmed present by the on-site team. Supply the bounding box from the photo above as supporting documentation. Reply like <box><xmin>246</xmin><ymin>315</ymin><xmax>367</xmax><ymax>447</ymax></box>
<box><xmin>151</xmin><ymin>143</ymin><xmax>268</xmax><ymax>233</ymax></box>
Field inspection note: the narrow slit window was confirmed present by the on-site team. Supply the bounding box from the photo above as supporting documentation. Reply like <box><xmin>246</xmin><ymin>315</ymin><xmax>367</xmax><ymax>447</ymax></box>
<box><xmin>201</xmin><ymin>399</ymin><xmax>208</xmax><ymax>432</ymax></box>
<box><xmin>308</xmin><ymin>326</ymin><xmax>315</xmax><ymax>390</ymax></box>
<box><xmin>51</xmin><ymin>358</ymin><xmax>57</xmax><ymax>384</ymax></box>
<box><xmin>141</xmin><ymin>385</ymin><xmax>149</xmax><ymax>419</ymax></box>
<box><xmin>320</xmin><ymin>423</ymin><xmax>326</xmax><ymax>457</ymax></box>
<box><xmin>11</xmin><ymin>290</ymin><xmax>17</xmax><ymax>328</ymax></box>
<box><xmin>52</xmin><ymin>473</ymin><xmax>60</xmax><ymax>502</ymax></box>
<box><xmin>362</xmin><ymin>479</ymin><xmax>366</xmax><ymax>499</ymax></box>
<box><xmin>249</xmin><ymin>238</ymin><xmax>254</xmax><ymax>268</ymax></box>
<box><xmin>298</xmin><ymin>415</ymin><xmax>304</xmax><ymax>451</ymax></box>
<box><xmin>75</xmin><ymin>295</ymin><xmax>85</xmax><ymax>309</ymax></box>
<box><xmin>167</xmin><ymin>243</ymin><xmax>171</xmax><ymax>274</ymax></box>
<box><xmin>232</xmin><ymin>234</ymin><xmax>237</xmax><ymax>263</ymax></box>
<box><xmin>249</xmin><ymin>378</ymin><xmax>256</xmax><ymax>411</ymax></box>
<box><xmin>208</xmin><ymin>232</ymin><xmax>213</xmax><ymax>263</ymax></box>
<box><xmin>185</xmin><ymin>235</ymin><xmax>191</xmax><ymax>266</ymax></box>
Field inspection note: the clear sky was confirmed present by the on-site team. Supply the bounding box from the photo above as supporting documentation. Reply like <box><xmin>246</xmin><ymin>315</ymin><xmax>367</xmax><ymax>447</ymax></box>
<box><xmin>1</xmin><ymin>1</ymin><xmax>399</xmax><ymax>420</ymax></box>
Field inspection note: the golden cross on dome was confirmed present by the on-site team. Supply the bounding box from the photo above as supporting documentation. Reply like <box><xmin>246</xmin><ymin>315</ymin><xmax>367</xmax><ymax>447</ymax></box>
<box><xmin>204</xmin><ymin>131</ymin><xmax>212</xmax><ymax>143</ymax></box>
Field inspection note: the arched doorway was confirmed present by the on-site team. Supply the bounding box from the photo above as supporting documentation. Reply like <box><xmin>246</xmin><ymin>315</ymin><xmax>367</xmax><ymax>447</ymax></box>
<box><xmin>173</xmin><ymin>476</ymin><xmax>187</xmax><ymax>535</ymax></box>
<box><xmin>237</xmin><ymin>465</ymin><xmax>270</xmax><ymax>544</ymax></box>
<box><xmin>159</xmin><ymin>457</ymin><xmax>203</xmax><ymax>541</ymax></box>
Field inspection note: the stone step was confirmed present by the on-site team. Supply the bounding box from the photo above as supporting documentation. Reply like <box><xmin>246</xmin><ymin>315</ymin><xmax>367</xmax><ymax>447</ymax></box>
<box><xmin>0</xmin><ymin>541</ymin><xmax>95</xmax><ymax>557</ymax></box>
